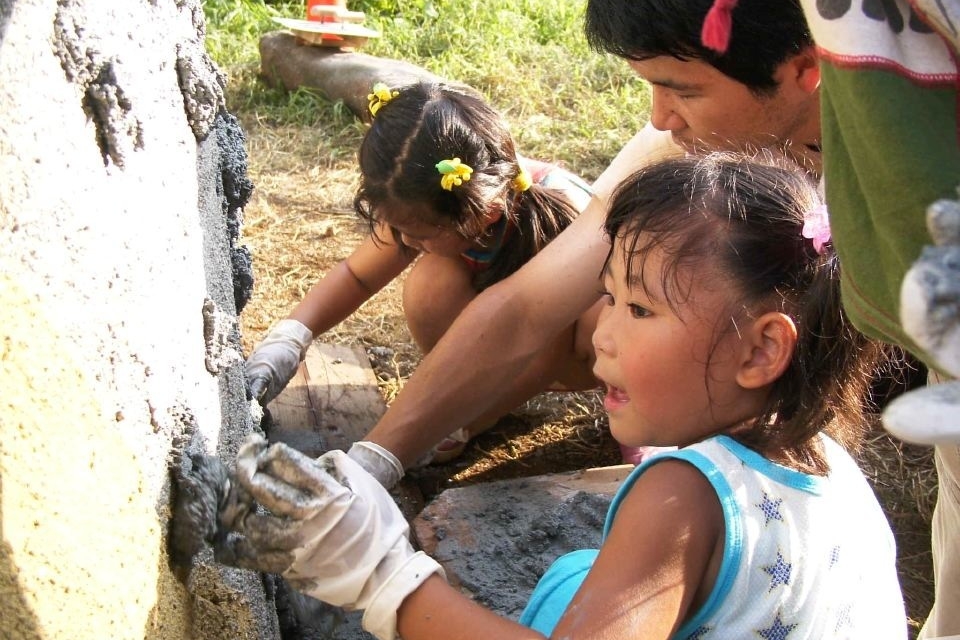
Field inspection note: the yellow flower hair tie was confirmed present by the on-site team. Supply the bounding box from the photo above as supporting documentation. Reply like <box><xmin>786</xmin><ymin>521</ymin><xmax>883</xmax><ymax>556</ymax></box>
<box><xmin>436</xmin><ymin>157</ymin><xmax>473</xmax><ymax>191</ymax></box>
<box><xmin>512</xmin><ymin>167</ymin><xmax>532</xmax><ymax>192</ymax></box>
<box><xmin>368</xmin><ymin>82</ymin><xmax>399</xmax><ymax>117</ymax></box>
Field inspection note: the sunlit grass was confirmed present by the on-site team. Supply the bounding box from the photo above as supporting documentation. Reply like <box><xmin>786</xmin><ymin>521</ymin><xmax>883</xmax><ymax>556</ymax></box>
<box><xmin>201</xmin><ymin>0</ymin><xmax>650</xmax><ymax>180</ymax></box>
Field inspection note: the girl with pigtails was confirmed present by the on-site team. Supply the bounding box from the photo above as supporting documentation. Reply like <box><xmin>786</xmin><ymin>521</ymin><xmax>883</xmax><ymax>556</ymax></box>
<box><xmin>244</xmin><ymin>81</ymin><xmax>603</xmax><ymax>464</ymax></box>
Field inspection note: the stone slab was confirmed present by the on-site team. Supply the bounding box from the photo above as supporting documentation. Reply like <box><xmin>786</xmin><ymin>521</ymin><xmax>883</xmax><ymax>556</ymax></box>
<box><xmin>411</xmin><ymin>465</ymin><xmax>633</xmax><ymax>620</ymax></box>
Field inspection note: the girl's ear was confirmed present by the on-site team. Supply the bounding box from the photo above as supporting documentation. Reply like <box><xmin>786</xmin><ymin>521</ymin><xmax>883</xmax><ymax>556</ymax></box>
<box><xmin>736</xmin><ymin>312</ymin><xmax>798</xmax><ymax>389</ymax></box>
<box><xmin>484</xmin><ymin>203</ymin><xmax>505</xmax><ymax>224</ymax></box>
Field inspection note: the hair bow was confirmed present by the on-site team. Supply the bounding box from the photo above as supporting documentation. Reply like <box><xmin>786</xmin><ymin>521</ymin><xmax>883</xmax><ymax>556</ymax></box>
<box><xmin>368</xmin><ymin>83</ymin><xmax>399</xmax><ymax>117</ymax></box>
<box><xmin>701</xmin><ymin>0</ymin><xmax>739</xmax><ymax>54</ymax></box>
<box><xmin>436</xmin><ymin>157</ymin><xmax>473</xmax><ymax>191</ymax></box>
<box><xmin>802</xmin><ymin>203</ymin><xmax>831</xmax><ymax>254</ymax></box>
<box><xmin>512</xmin><ymin>167</ymin><xmax>532</xmax><ymax>192</ymax></box>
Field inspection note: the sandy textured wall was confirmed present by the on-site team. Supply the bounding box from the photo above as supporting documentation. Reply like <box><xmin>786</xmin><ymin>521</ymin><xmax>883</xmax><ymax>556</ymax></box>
<box><xmin>0</xmin><ymin>0</ymin><xmax>277</xmax><ymax>637</ymax></box>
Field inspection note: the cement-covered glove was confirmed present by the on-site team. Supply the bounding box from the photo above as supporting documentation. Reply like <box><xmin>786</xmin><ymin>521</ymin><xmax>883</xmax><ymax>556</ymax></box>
<box><xmin>885</xmin><ymin>195</ymin><xmax>960</xmax><ymax>444</ymax></box>
<box><xmin>170</xmin><ymin>451</ymin><xmax>256</xmax><ymax>566</ymax></box>
<box><xmin>245</xmin><ymin>319</ymin><xmax>313</xmax><ymax>405</ymax></box>
<box><xmin>217</xmin><ymin>435</ymin><xmax>443</xmax><ymax>640</ymax></box>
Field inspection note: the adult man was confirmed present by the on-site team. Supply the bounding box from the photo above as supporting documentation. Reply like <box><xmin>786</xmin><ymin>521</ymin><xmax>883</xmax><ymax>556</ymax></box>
<box><xmin>345</xmin><ymin>0</ymin><xmax>823</xmax><ymax>484</ymax></box>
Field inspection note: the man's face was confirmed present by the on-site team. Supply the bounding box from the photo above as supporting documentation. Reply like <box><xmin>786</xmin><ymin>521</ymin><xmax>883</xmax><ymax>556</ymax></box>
<box><xmin>628</xmin><ymin>56</ymin><xmax>815</xmax><ymax>154</ymax></box>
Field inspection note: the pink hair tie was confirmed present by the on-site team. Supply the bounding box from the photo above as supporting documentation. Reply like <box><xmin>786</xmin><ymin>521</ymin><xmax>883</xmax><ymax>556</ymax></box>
<box><xmin>802</xmin><ymin>203</ymin><xmax>831</xmax><ymax>254</ymax></box>
<box><xmin>701</xmin><ymin>0</ymin><xmax>739</xmax><ymax>54</ymax></box>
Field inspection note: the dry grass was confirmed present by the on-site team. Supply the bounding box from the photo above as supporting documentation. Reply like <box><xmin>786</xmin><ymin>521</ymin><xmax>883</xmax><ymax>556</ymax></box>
<box><xmin>855</xmin><ymin>424</ymin><xmax>937</xmax><ymax>633</ymax></box>
<box><xmin>236</xmin><ymin>100</ymin><xmax>938</xmax><ymax>640</ymax></box>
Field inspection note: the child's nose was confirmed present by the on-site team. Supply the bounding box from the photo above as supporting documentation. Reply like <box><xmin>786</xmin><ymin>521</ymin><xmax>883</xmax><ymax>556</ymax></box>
<box><xmin>592</xmin><ymin>311</ymin><xmax>615</xmax><ymax>357</ymax></box>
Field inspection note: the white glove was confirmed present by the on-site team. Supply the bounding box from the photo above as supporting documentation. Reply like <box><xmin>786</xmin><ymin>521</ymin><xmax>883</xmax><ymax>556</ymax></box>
<box><xmin>883</xmin><ymin>195</ymin><xmax>960</xmax><ymax>445</ymax></box>
<box><xmin>245</xmin><ymin>319</ymin><xmax>313</xmax><ymax>405</ymax></box>
<box><xmin>347</xmin><ymin>441</ymin><xmax>404</xmax><ymax>489</ymax></box>
<box><xmin>900</xmin><ymin>197</ymin><xmax>960</xmax><ymax>377</ymax></box>
<box><xmin>218</xmin><ymin>435</ymin><xmax>443</xmax><ymax>640</ymax></box>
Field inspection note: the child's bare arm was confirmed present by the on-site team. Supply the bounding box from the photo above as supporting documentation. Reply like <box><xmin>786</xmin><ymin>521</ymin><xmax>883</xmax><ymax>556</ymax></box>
<box><xmin>398</xmin><ymin>576</ymin><xmax>546</xmax><ymax>640</ymax></box>
<box><xmin>290</xmin><ymin>223</ymin><xmax>413</xmax><ymax>335</ymax></box>
<box><xmin>552</xmin><ymin>460</ymin><xmax>724</xmax><ymax>639</ymax></box>
<box><xmin>246</xmin><ymin>223</ymin><xmax>413</xmax><ymax>403</ymax></box>
<box><xmin>395</xmin><ymin>459</ymin><xmax>723</xmax><ymax>640</ymax></box>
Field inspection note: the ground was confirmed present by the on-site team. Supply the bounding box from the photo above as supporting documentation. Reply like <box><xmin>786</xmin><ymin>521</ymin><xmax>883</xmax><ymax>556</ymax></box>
<box><xmin>237</xmin><ymin>118</ymin><xmax>938</xmax><ymax>637</ymax></box>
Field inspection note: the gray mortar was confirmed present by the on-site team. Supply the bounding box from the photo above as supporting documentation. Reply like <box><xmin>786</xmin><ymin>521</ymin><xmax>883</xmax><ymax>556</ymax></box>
<box><xmin>176</xmin><ymin>38</ymin><xmax>227</xmax><ymax>139</ymax></box>
<box><xmin>53</xmin><ymin>2</ymin><xmax>143</xmax><ymax>167</ymax></box>
<box><xmin>0</xmin><ymin>1</ymin><xmax>11</xmax><ymax>46</ymax></box>
<box><xmin>213</xmin><ymin>110</ymin><xmax>256</xmax><ymax>313</ymax></box>
<box><xmin>203</xmin><ymin>297</ymin><xmax>243</xmax><ymax>375</ymax></box>
<box><xmin>170</xmin><ymin>452</ymin><xmax>233</xmax><ymax>566</ymax></box>
<box><xmin>428</xmin><ymin>483</ymin><xmax>613</xmax><ymax>621</ymax></box>
<box><xmin>194</xmin><ymin>108</ymin><xmax>258</xmax><ymax>453</ymax></box>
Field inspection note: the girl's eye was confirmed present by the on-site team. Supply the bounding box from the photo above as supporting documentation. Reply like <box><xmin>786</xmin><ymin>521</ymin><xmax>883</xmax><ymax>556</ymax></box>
<box><xmin>628</xmin><ymin>304</ymin><xmax>650</xmax><ymax>319</ymax></box>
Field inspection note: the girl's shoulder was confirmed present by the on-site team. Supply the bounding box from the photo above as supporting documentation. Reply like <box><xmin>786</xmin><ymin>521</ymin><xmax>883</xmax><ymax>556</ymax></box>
<box><xmin>605</xmin><ymin>436</ymin><xmax>905</xmax><ymax>638</ymax></box>
<box><xmin>519</xmin><ymin>156</ymin><xmax>594</xmax><ymax>211</ymax></box>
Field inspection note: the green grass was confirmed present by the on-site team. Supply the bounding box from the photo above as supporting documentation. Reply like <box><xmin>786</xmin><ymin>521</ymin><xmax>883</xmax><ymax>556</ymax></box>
<box><xmin>201</xmin><ymin>0</ymin><xmax>651</xmax><ymax>180</ymax></box>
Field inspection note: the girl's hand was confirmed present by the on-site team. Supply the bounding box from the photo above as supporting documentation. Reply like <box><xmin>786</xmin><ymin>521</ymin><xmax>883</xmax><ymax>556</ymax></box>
<box><xmin>244</xmin><ymin>318</ymin><xmax>313</xmax><ymax>404</ymax></box>
<box><xmin>217</xmin><ymin>435</ymin><xmax>444</xmax><ymax>640</ymax></box>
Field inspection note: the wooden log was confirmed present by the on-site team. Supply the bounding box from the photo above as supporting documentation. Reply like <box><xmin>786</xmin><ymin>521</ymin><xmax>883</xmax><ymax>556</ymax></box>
<box><xmin>258</xmin><ymin>31</ymin><xmax>448</xmax><ymax>122</ymax></box>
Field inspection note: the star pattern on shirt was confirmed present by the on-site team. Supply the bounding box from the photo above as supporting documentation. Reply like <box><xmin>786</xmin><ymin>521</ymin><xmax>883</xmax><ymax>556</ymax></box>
<box><xmin>756</xmin><ymin>492</ymin><xmax>784</xmax><ymax>526</ymax></box>
<box><xmin>761</xmin><ymin>550</ymin><xmax>792</xmax><ymax>591</ymax></box>
<box><xmin>684</xmin><ymin>625</ymin><xmax>712</xmax><ymax>639</ymax></box>
<box><xmin>834</xmin><ymin>602</ymin><xmax>854</xmax><ymax>632</ymax></box>
<box><xmin>757</xmin><ymin>612</ymin><xmax>798</xmax><ymax>640</ymax></box>
<box><xmin>829</xmin><ymin>545</ymin><xmax>841</xmax><ymax>568</ymax></box>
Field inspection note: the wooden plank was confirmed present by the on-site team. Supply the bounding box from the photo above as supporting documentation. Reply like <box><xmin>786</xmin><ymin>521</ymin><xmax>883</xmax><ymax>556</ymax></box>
<box><xmin>272</xmin><ymin>17</ymin><xmax>380</xmax><ymax>49</ymax></box>
<box><xmin>263</xmin><ymin>355</ymin><xmax>323</xmax><ymax>455</ymax></box>
<box><xmin>265</xmin><ymin>342</ymin><xmax>386</xmax><ymax>457</ymax></box>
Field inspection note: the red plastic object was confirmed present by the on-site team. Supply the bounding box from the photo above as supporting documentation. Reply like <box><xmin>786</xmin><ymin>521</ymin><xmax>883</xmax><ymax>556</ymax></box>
<box><xmin>306</xmin><ymin>0</ymin><xmax>346</xmax><ymax>23</ymax></box>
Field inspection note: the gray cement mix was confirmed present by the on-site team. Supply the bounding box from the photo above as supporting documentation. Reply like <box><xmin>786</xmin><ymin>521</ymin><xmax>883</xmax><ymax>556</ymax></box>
<box><xmin>429</xmin><ymin>485</ymin><xmax>613</xmax><ymax>621</ymax></box>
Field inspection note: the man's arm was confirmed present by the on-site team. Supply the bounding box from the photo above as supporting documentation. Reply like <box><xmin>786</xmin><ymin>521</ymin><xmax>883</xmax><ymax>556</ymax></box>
<box><xmin>363</xmin><ymin>124</ymin><xmax>680</xmax><ymax>469</ymax></box>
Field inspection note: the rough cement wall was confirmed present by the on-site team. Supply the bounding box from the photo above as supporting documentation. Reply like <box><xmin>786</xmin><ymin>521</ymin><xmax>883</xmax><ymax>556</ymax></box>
<box><xmin>0</xmin><ymin>0</ymin><xmax>278</xmax><ymax>637</ymax></box>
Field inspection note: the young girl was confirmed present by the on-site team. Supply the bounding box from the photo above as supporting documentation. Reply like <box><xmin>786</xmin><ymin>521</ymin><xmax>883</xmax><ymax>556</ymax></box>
<box><xmin>220</xmin><ymin>153</ymin><xmax>906</xmax><ymax>639</ymax></box>
<box><xmin>244</xmin><ymin>81</ymin><xmax>601</xmax><ymax>462</ymax></box>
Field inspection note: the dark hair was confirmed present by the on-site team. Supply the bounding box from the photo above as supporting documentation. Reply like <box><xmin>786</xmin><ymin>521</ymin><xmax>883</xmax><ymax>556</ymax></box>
<box><xmin>584</xmin><ymin>0</ymin><xmax>812</xmax><ymax>95</ymax></box>
<box><xmin>354</xmin><ymin>82</ymin><xmax>580</xmax><ymax>291</ymax></box>
<box><xmin>604</xmin><ymin>153</ymin><xmax>890</xmax><ymax>473</ymax></box>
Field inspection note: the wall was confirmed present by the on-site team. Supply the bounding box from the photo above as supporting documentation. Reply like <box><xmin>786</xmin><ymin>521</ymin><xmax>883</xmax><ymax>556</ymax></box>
<box><xmin>0</xmin><ymin>0</ymin><xmax>278</xmax><ymax>637</ymax></box>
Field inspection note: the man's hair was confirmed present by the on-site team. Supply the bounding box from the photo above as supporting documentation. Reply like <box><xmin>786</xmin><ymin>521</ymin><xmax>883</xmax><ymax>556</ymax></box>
<box><xmin>584</xmin><ymin>0</ymin><xmax>812</xmax><ymax>95</ymax></box>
